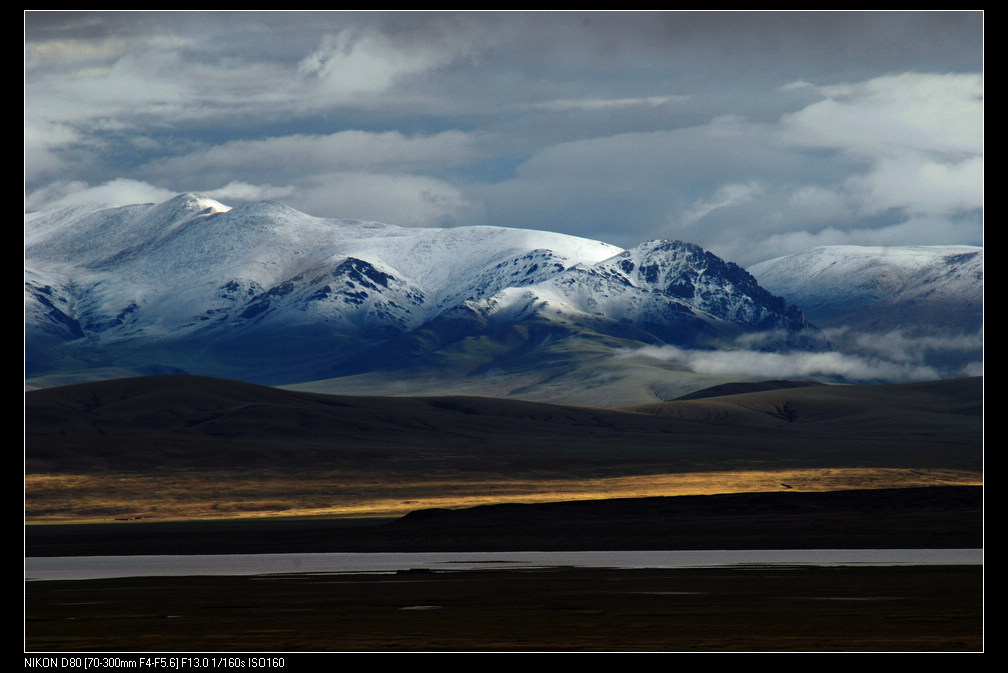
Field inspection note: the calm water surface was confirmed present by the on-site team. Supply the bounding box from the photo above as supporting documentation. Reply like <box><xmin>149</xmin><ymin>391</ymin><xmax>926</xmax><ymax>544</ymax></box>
<box><xmin>25</xmin><ymin>549</ymin><xmax>982</xmax><ymax>581</ymax></box>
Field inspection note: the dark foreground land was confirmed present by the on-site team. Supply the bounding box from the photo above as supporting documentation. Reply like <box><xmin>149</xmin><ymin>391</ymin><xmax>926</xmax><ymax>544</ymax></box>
<box><xmin>26</xmin><ymin>486</ymin><xmax>982</xmax><ymax>556</ymax></box>
<box><xmin>26</xmin><ymin>566</ymin><xmax>982</xmax><ymax>651</ymax></box>
<box><xmin>25</xmin><ymin>486</ymin><xmax>983</xmax><ymax>652</ymax></box>
<box><xmin>25</xmin><ymin>376</ymin><xmax>983</xmax><ymax>651</ymax></box>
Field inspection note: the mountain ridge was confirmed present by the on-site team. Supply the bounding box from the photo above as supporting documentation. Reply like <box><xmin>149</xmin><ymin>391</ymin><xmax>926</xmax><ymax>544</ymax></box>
<box><xmin>748</xmin><ymin>244</ymin><xmax>983</xmax><ymax>379</ymax></box>
<box><xmin>749</xmin><ymin>244</ymin><xmax>983</xmax><ymax>330</ymax></box>
<box><xmin>26</xmin><ymin>194</ymin><xmax>822</xmax><ymax>395</ymax></box>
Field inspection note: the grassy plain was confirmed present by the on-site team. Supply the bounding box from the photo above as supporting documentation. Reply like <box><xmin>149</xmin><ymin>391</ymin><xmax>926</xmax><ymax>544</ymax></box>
<box><xmin>24</xmin><ymin>375</ymin><xmax>981</xmax><ymax>523</ymax></box>
<box><xmin>26</xmin><ymin>467</ymin><xmax>978</xmax><ymax>523</ymax></box>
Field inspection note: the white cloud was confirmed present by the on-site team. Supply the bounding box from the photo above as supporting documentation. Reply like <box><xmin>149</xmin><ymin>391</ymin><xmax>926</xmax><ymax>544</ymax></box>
<box><xmin>781</xmin><ymin>72</ymin><xmax>983</xmax><ymax>158</ymax></box>
<box><xmin>681</xmin><ymin>181</ymin><xmax>764</xmax><ymax>226</ymax></box>
<box><xmin>524</xmin><ymin>95</ymin><xmax>687</xmax><ymax>112</ymax></box>
<box><xmin>22</xmin><ymin>14</ymin><xmax>983</xmax><ymax>264</ymax></box>
<box><xmin>784</xmin><ymin>185</ymin><xmax>853</xmax><ymax>222</ymax></box>
<box><xmin>24</xmin><ymin>179</ymin><xmax>177</xmax><ymax>212</ymax></box>
<box><xmin>778</xmin><ymin>72</ymin><xmax>983</xmax><ymax>221</ymax></box>
<box><xmin>295</xmin><ymin>172</ymin><xmax>469</xmax><ymax>227</ymax></box>
<box><xmin>297</xmin><ymin>25</ymin><xmax>483</xmax><ymax>101</ymax></box>
<box><xmin>24</xmin><ymin>121</ymin><xmax>81</xmax><ymax>184</ymax></box>
<box><xmin>846</xmin><ymin>155</ymin><xmax>983</xmax><ymax>216</ymax></box>
<box><xmin>26</xmin><ymin>49</ymin><xmax>193</xmax><ymax>125</ymax></box>
<box><xmin>735</xmin><ymin>215</ymin><xmax>981</xmax><ymax>268</ymax></box>
<box><xmin>832</xmin><ymin>327</ymin><xmax>984</xmax><ymax>363</ymax></box>
<box><xmin>623</xmin><ymin>343</ymin><xmax>943</xmax><ymax>383</ymax></box>
<box><xmin>204</xmin><ymin>181</ymin><xmax>296</xmax><ymax>203</ymax></box>
<box><xmin>24</xmin><ymin>172</ymin><xmax>470</xmax><ymax>231</ymax></box>
<box><xmin>146</xmin><ymin>130</ymin><xmax>477</xmax><ymax>185</ymax></box>
<box><xmin>778</xmin><ymin>80</ymin><xmax>815</xmax><ymax>91</ymax></box>
<box><xmin>617</xmin><ymin>321</ymin><xmax>982</xmax><ymax>384</ymax></box>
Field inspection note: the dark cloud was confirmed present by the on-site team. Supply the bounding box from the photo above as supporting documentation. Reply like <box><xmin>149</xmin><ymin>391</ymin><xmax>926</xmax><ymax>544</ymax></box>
<box><xmin>24</xmin><ymin>11</ymin><xmax>983</xmax><ymax>267</ymax></box>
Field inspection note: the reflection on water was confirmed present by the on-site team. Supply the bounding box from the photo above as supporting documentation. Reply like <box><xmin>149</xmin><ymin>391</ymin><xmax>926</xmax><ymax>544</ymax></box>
<box><xmin>25</xmin><ymin>549</ymin><xmax>982</xmax><ymax>581</ymax></box>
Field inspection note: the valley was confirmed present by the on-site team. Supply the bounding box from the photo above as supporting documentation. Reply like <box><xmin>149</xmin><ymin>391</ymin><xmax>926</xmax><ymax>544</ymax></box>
<box><xmin>25</xmin><ymin>374</ymin><xmax>982</xmax><ymax>525</ymax></box>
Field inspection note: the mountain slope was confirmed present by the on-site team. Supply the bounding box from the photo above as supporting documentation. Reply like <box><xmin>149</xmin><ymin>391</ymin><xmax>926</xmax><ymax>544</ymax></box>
<box><xmin>748</xmin><ymin>245</ymin><xmax>983</xmax><ymax>378</ymax></box>
<box><xmin>25</xmin><ymin>374</ymin><xmax>982</xmax><ymax>522</ymax></box>
<box><xmin>25</xmin><ymin>194</ymin><xmax>821</xmax><ymax>395</ymax></box>
<box><xmin>749</xmin><ymin>245</ymin><xmax>983</xmax><ymax>333</ymax></box>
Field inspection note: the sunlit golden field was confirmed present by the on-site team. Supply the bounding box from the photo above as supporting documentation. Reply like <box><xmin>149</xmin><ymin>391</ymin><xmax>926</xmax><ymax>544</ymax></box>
<box><xmin>25</xmin><ymin>467</ymin><xmax>980</xmax><ymax>523</ymax></box>
<box><xmin>25</xmin><ymin>375</ymin><xmax>982</xmax><ymax>524</ymax></box>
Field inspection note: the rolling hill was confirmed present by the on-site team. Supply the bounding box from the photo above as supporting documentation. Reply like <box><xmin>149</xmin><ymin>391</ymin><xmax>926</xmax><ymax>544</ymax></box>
<box><xmin>25</xmin><ymin>374</ymin><xmax>982</xmax><ymax>523</ymax></box>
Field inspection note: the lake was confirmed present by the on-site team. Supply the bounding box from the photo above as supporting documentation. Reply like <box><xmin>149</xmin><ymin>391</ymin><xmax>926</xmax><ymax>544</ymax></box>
<box><xmin>25</xmin><ymin>548</ymin><xmax>982</xmax><ymax>581</ymax></box>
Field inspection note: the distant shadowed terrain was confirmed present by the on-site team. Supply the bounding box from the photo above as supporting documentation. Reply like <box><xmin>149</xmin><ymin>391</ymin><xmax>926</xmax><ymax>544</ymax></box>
<box><xmin>24</xmin><ymin>374</ymin><xmax>982</xmax><ymax>524</ymax></box>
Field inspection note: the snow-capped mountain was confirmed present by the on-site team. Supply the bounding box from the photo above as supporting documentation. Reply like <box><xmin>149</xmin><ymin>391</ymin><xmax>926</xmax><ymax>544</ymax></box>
<box><xmin>749</xmin><ymin>245</ymin><xmax>983</xmax><ymax>334</ymax></box>
<box><xmin>25</xmin><ymin>194</ymin><xmax>619</xmax><ymax>340</ymax></box>
<box><xmin>452</xmin><ymin>239</ymin><xmax>813</xmax><ymax>347</ymax></box>
<box><xmin>25</xmin><ymin>194</ymin><xmax>821</xmax><ymax>388</ymax></box>
<box><xmin>749</xmin><ymin>245</ymin><xmax>983</xmax><ymax>378</ymax></box>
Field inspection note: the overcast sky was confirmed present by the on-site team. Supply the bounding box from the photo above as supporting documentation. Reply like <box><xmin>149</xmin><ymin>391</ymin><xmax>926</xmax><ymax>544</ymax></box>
<box><xmin>24</xmin><ymin>11</ymin><xmax>983</xmax><ymax>266</ymax></box>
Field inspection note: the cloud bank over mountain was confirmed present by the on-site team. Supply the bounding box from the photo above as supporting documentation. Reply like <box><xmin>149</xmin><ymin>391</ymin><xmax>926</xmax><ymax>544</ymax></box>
<box><xmin>25</xmin><ymin>11</ymin><xmax>982</xmax><ymax>267</ymax></box>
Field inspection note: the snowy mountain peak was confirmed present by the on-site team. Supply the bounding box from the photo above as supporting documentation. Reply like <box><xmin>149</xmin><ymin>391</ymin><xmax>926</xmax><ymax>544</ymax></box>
<box><xmin>749</xmin><ymin>244</ymin><xmax>983</xmax><ymax>326</ymax></box>
<box><xmin>25</xmin><ymin>196</ymin><xmax>824</xmax><ymax>386</ymax></box>
<box><xmin>751</xmin><ymin>244</ymin><xmax>982</xmax><ymax>281</ymax></box>
<box><xmin>154</xmin><ymin>192</ymin><xmax>232</xmax><ymax>216</ymax></box>
<box><xmin>589</xmin><ymin>239</ymin><xmax>805</xmax><ymax>329</ymax></box>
